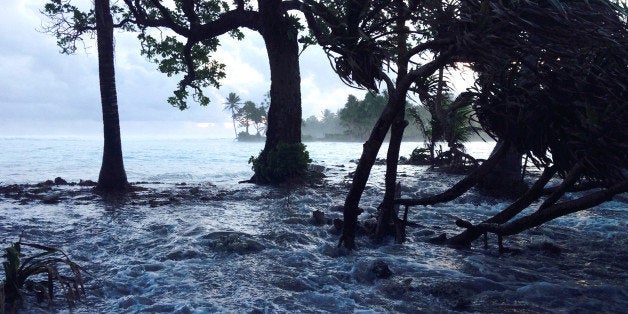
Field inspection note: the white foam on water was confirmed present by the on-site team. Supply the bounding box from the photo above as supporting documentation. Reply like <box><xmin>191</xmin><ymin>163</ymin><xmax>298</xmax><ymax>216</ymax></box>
<box><xmin>0</xmin><ymin>138</ymin><xmax>625</xmax><ymax>312</ymax></box>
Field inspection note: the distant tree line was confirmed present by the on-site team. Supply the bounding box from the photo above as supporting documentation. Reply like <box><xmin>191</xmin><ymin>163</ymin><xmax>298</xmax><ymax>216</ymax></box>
<box><xmin>302</xmin><ymin>91</ymin><xmax>482</xmax><ymax>143</ymax></box>
<box><xmin>224</xmin><ymin>92</ymin><xmax>268</xmax><ymax>142</ymax></box>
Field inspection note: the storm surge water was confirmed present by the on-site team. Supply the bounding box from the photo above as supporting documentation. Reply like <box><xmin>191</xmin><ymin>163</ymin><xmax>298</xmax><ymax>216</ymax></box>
<box><xmin>0</xmin><ymin>137</ymin><xmax>626</xmax><ymax>312</ymax></box>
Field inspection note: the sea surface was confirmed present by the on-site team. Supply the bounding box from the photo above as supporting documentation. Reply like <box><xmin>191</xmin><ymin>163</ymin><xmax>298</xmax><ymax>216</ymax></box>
<box><xmin>0</xmin><ymin>137</ymin><xmax>626</xmax><ymax>313</ymax></box>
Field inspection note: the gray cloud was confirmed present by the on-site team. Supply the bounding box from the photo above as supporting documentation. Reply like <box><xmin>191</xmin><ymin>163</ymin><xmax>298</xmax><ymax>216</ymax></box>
<box><xmin>1</xmin><ymin>2</ymin><xmax>366</xmax><ymax>138</ymax></box>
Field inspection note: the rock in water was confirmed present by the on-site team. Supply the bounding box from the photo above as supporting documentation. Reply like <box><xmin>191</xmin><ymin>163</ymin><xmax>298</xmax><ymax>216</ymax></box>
<box><xmin>312</xmin><ymin>210</ymin><xmax>325</xmax><ymax>225</ymax></box>
<box><xmin>371</xmin><ymin>260</ymin><xmax>393</xmax><ymax>279</ymax></box>
<box><xmin>308</xmin><ymin>164</ymin><xmax>325</xmax><ymax>173</ymax></box>
<box><xmin>200</xmin><ymin>231</ymin><xmax>265</xmax><ymax>254</ymax></box>
<box><xmin>78</xmin><ymin>179</ymin><xmax>97</xmax><ymax>186</ymax></box>
<box><xmin>42</xmin><ymin>193</ymin><xmax>61</xmax><ymax>204</ymax></box>
<box><xmin>352</xmin><ymin>259</ymin><xmax>393</xmax><ymax>283</ymax></box>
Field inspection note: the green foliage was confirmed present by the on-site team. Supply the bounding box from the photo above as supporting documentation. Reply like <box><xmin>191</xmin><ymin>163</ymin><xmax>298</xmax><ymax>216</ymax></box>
<box><xmin>302</xmin><ymin>96</ymin><xmax>427</xmax><ymax>141</ymax></box>
<box><xmin>224</xmin><ymin>92</ymin><xmax>242</xmax><ymax>113</ymax></box>
<box><xmin>302</xmin><ymin>109</ymin><xmax>344</xmax><ymax>140</ymax></box>
<box><xmin>2</xmin><ymin>240</ymin><xmax>85</xmax><ymax>309</ymax></box>
<box><xmin>237</xmin><ymin>101</ymin><xmax>267</xmax><ymax>136</ymax></box>
<box><xmin>468</xmin><ymin>0</ymin><xmax>627</xmax><ymax>183</ymax></box>
<box><xmin>438</xmin><ymin>95</ymin><xmax>475</xmax><ymax>144</ymax></box>
<box><xmin>225</xmin><ymin>94</ymin><xmax>268</xmax><ymax>138</ymax></box>
<box><xmin>249</xmin><ymin>143</ymin><xmax>312</xmax><ymax>183</ymax></box>
<box><xmin>43</xmin><ymin>0</ymin><xmax>230</xmax><ymax>110</ymax></box>
<box><xmin>137</xmin><ymin>32</ymin><xmax>225</xmax><ymax>109</ymax></box>
<box><xmin>338</xmin><ymin>92</ymin><xmax>388</xmax><ymax>139</ymax></box>
<box><xmin>224</xmin><ymin>92</ymin><xmax>242</xmax><ymax>138</ymax></box>
<box><xmin>43</xmin><ymin>0</ymin><xmax>134</xmax><ymax>54</ymax></box>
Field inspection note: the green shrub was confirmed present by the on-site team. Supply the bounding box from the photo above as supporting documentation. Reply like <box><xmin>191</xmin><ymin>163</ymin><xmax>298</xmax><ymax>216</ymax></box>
<box><xmin>2</xmin><ymin>240</ymin><xmax>85</xmax><ymax>310</ymax></box>
<box><xmin>249</xmin><ymin>143</ymin><xmax>312</xmax><ymax>183</ymax></box>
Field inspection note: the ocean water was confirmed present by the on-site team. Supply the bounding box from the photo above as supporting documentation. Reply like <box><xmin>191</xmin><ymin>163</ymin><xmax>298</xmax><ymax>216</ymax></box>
<box><xmin>0</xmin><ymin>137</ymin><xmax>493</xmax><ymax>185</ymax></box>
<box><xmin>0</xmin><ymin>137</ymin><xmax>626</xmax><ymax>313</ymax></box>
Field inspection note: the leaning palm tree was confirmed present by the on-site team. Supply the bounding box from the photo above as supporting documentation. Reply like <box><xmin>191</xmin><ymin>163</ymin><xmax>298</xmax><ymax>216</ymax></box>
<box><xmin>224</xmin><ymin>92</ymin><xmax>242</xmax><ymax>139</ymax></box>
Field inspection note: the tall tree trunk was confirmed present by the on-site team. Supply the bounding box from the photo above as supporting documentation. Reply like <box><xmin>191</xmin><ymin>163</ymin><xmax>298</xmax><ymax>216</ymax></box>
<box><xmin>375</xmin><ymin>103</ymin><xmax>407</xmax><ymax>240</ymax></box>
<box><xmin>95</xmin><ymin>0</ymin><xmax>128</xmax><ymax>191</ymax></box>
<box><xmin>340</xmin><ymin>99</ymin><xmax>405</xmax><ymax>248</ymax></box>
<box><xmin>231</xmin><ymin>110</ymin><xmax>238</xmax><ymax>139</ymax></box>
<box><xmin>477</xmin><ymin>140</ymin><xmax>526</xmax><ymax>198</ymax></box>
<box><xmin>251</xmin><ymin>0</ymin><xmax>303</xmax><ymax>183</ymax></box>
<box><xmin>375</xmin><ymin>3</ymin><xmax>409</xmax><ymax>241</ymax></box>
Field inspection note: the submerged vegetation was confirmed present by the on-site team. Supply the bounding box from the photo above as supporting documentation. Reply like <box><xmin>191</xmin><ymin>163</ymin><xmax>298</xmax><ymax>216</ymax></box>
<box><xmin>1</xmin><ymin>240</ymin><xmax>85</xmax><ymax>312</ymax></box>
<box><xmin>249</xmin><ymin>143</ymin><xmax>312</xmax><ymax>184</ymax></box>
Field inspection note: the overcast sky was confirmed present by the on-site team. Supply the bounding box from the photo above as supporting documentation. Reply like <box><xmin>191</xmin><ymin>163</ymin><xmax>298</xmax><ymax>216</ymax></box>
<box><xmin>0</xmin><ymin>0</ymin><xmax>368</xmax><ymax>139</ymax></box>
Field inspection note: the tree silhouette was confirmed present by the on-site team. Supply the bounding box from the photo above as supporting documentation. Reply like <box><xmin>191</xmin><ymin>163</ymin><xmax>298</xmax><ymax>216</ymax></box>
<box><xmin>44</xmin><ymin>0</ymin><xmax>129</xmax><ymax>192</ymax></box>
<box><xmin>224</xmin><ymin>92</ymin><xmax>242</xmax><ymax>139</ymax></box>
<box><xmin>122</xmin><ymin>0</ymin><xmax>308</xmax><ymax>183</ymax></box>
<box><xmin>304</xmin><ymin>0</ymin><xmax>627</xmax><ymax>248</ymax></box>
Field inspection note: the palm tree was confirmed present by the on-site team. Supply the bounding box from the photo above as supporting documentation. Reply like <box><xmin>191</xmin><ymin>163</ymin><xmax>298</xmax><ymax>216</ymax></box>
<box><xmin>95</xmin><ymin>0</ymin><xmax>128</xmax><ymax>191</ymax></box>
<box><xmin>224</xmin><ymin>92</ymin><xmax>241</xmax><ymax>139</ymax></box>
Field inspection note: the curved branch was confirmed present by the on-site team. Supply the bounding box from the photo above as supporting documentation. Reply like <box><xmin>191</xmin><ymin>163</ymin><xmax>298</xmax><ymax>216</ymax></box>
<box><xmin>448</xmin><ymin>165</ymin><xmax>558</xmax><ymax>246</ymax></box>
<box><xmin>471</xmin><ymin>179</ymin><xmax>628</xmax><ymax>237</ymax></box>
<box><xmin>402</xmin><ymin>39</ymin><xmax>454</xmax><ymax>65</ymax></box>
<box><xmin>538</xmin><ymin>162</ymin><xmax>584</xmax><ymax>212</ymax></box>
<box><xmin>395</xmin><ymin>141</ymin><xmax>510</xmax><ymax>206</ymax></box>
<box><xmin>197</xmin><ymin>10</ymin><xmax>260</xmax><ymax>37</ymax></box>
<box><xmin>124</xmin><ymin>0</ymin><xmax>259</xmax><ymax>38</ymax></box>
<box><xmin>401</xmin><ymin>51</ymin><xmax>453</xmax><ymax>92</ymax></box>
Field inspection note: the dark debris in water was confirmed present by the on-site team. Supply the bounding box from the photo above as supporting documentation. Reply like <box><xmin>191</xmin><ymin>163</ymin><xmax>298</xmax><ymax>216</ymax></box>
<box><xmin>0</xmin><ymin>178</ymin><xmax>245</xmax><ymax>208</ymax></box>
<box><xmin>199</xmin><ymin>231</ymin><xmax>266</xmax><ymax>254</ymax></box>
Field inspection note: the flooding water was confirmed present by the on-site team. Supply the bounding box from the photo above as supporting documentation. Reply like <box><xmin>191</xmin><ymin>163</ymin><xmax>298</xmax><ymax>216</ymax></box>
<box><xmin>0</xmin><ymin>138</ymin><xmax>625</xmax><ymax>313</ymax></box>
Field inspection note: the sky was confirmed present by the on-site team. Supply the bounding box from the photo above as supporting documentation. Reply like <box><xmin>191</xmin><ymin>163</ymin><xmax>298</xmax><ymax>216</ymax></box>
<box><xmin>0</xmin><ymin>1</ymin><xmax>367</xmax><ymax>139</ymax></box>
<box><xmin>0</xmin><ymin>1</ymin><xmax>472</xmax><ymax>139</ymax></box>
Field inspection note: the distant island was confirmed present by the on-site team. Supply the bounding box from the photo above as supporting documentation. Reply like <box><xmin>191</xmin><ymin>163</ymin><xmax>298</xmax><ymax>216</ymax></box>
<box><xmin>236</xmin><ymin>132</ymin><xmax>265</xmax><ymax>142</ymax></box>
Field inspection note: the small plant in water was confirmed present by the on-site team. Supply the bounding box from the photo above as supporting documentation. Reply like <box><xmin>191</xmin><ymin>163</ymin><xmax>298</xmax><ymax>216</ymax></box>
<box><xmin>249</xmin><ymin>143</ymin><xmax>312</xmax><ymax>183</ymax></box>
<box><xmin>2</xmin><ymin>240</ymin><xmax>86</xmax><ymax>312</ymax></box>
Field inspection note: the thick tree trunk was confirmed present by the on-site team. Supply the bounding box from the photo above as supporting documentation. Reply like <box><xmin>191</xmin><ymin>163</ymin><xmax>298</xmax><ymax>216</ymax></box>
<box><xmin>95</xmin><ymin>0</ymin><xmax>128</xmax><ymax>191</ymax></box>
<box><xmin>477</xmin><ymin>140</ymin><xmax>526</xmax><ymax>198</ymax></box>
<box><xmin>251</xmin><ymin>0</ymin><xmax>302</xmax><ymax>183</ymax></box>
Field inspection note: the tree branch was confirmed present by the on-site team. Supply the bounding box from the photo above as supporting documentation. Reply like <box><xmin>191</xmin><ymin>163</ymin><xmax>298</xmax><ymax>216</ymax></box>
<box><xmin>538</xmin><ymin>162</ymin><xmax>584</xmax><ymax>212</ymax></box>
<box><xmin>197</xmin><ymin>10</ymin><xmax>260</xmax><ymax>37</ymax></box>
<box><xmin>123</xmin><ymin>0</ymin><xmax>189</xmax><ymax>36</ymax></box>
<box><xmin>449</xmin><ymin>165</ymin><xmax>558</xmax><ymax>246</ymax></box>
<box><xmin>395</xmin><ymin>140</ymin><xmax>510</xmax><ymax>206</ymax></box>
<box><xmin>473</xmin><ymin>179</ymin><xmax>628</xmax><ymax>237</ymax></box>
